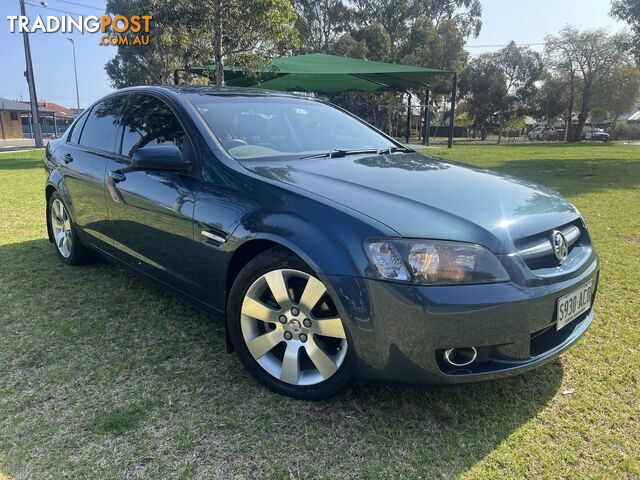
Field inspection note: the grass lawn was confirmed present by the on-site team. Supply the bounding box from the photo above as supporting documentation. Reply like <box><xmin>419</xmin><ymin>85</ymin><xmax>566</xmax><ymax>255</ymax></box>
<box><xmin>0</xmin><ymin>144</ymin><xmax>638</xmax><ymax>479</ymax></box>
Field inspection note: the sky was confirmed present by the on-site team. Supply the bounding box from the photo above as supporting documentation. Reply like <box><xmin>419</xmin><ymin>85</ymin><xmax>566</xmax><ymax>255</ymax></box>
<box><xmin>468</xmin><ymin>0</ymin><xmax>625</xmax><ymax>57</ymax></box>
<box><xmin>0</xmin><ymin>0</ymin><xmax>629</xmax><ymax>109</ymax></box>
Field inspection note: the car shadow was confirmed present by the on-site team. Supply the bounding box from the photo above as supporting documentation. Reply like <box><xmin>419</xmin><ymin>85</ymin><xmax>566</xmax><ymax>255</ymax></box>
<box><xmin>0</xmin><ymin>238</ymin><xmax>566</xmax><ymax>477</ymax></box>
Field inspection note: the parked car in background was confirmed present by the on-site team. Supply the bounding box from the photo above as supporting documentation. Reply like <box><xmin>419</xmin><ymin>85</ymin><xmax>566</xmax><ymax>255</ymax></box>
<box><xmin>528</xmin><ymin>126</ymin><xmax>560</xmax><ymax>141</ymax></box>
<box><xmin>582</xmin><ymin>127</ymin><xmax>609</xmax><ymax>142</ymax></box>
<box><xmin>550</xmin><ymin>128</ymin><xmax>566</xmax><ymax>142</ymax></box>
<box><xmin>528</xmin><ymin>126</ymin><xmax>546</xmax><ymax>140</ymax></box>
<box><xmin>43</xmin><ymin>86</ymin><xmax>599</xmax><ymax>399</ymax></box>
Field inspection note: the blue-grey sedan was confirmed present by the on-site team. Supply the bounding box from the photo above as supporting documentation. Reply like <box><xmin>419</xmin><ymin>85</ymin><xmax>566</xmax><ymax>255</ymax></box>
<box><xmin>44</xmin><ymin>86</ymin><xmax>599</xmax><ymax>399</ymax></box>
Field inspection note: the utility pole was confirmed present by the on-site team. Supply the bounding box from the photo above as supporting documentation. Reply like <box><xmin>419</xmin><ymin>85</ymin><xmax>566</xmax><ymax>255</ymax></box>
<box><xmin>19</xmin><ymin>0</ymin><xmax>43</xmax><ymax>147</ymax></box>
<box><xmin>66</xmin><ymin>38</ymin><xmax>81</xmax><ymax>112</ymax></box>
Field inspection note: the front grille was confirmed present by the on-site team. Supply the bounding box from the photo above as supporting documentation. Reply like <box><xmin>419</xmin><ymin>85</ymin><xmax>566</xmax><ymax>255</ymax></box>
<box><xmin>515</xmin><ymin>220</ymin><xmax>587</xmax><ymax>271</ymax></box>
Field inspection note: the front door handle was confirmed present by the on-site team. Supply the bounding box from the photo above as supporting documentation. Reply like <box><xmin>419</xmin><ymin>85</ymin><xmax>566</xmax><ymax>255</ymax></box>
<box><xmin>109</xmin><ymin>170</ymin><xmax>126</xmax><ymax>183</ymax></box>
<box><xmin>63</xmin><ymin>153</ymin><xmax>73</xmax><ymax>164</ymax></box>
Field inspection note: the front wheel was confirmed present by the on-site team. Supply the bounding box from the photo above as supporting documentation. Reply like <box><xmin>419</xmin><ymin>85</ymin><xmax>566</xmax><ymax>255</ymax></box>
<box><xmin>227</xmin><ymin>248</ymin><xmax>353</xmax><ymax>399</ymax></box>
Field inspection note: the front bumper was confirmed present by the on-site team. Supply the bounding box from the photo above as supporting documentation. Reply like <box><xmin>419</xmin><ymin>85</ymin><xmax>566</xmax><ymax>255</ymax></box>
<box><xmin>324</xmin><ymin>256</ymin><xmax>599</xmax><ymax>385</ymax></box>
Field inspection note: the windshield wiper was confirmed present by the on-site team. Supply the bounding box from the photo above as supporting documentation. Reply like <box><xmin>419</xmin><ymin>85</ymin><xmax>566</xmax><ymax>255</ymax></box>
<box><xmin>300</xmin><ymin>148</ymin><xmax>380</xmax><ymax>160</ymax></box>
<box><xmin>300</xmin><ymin>146</ymin><xmax>412</xmax><ymax>160</ymax></box>
<box><xmin>376</xmin><ymin>145</ymin><xmax>413</xmax><ymax>154</ymax></box>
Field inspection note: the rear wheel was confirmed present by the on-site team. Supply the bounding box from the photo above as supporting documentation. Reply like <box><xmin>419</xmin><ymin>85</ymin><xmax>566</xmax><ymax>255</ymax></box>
<box><xmin>227</xmin><ymin>248</ymin><xmax>352</xmax><ymax>399</ymax></box>
<box><xmin>47</xmin><ymin>191</ymin><xmax>95</xmax><ymax>265</ymax></box>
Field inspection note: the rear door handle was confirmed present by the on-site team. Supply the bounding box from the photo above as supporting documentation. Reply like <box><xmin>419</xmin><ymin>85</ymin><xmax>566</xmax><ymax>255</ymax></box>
<box><xmin>109</xmin><ymin>170</ymin><xmax>126</xmax><ymax>183</ymax></box>
<box><xmin>63</xmin><ymin>153</ymin><xmax>73</xmax><ymax>164</ymax></box>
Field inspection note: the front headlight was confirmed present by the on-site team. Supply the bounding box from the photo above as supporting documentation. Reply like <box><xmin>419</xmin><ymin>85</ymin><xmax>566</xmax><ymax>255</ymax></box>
<box><xmin>364</xmin><ymin>239</ymin><xmax>509</xmax><ymax>285</ymax></box>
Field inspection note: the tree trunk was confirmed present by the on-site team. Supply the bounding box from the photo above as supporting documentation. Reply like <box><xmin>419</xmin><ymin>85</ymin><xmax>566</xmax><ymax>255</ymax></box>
<box><xmin>566</xmin><ymin>69</ymin><xmax>575</xmax><ymax>142</ymax></box>
<box><xmin>574</xmin><ymin>111</ymin><xmax>588</xmax><ymax>142</ymax></box>
<box><xmin>214</xmin><ymin>0</ymin><xmax>224</xmax><ymax>87</ymax></box>
<box><xmin>573</xmin><ymin>81</ymin><xmax>592</xmax><ymax>142</ymax></box>
<box><xmin>610</xmin><ymin>117</ymin><xmax>618</xmax><ymax>140</ymax></box>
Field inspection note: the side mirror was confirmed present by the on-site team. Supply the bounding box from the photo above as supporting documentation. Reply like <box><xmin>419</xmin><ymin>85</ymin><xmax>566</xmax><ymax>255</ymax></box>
<box><xmin>130</xmin><ymin>145</ymin><xmax>190</xmax><ymax>172</ymax></box>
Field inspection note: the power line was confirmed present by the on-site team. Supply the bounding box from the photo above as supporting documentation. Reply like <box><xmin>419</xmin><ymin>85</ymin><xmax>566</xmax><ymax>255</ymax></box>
<box><xmin>24</xmin><ymin>1</ymin><xmax>87</xmax><ymax>16</ymax></box>
<box><xmin>466</xmin><ymin>42</ymin><xmax>545</xmax><ymax>48</ymax></box>
<box><xmin>47</xmin><ymin>0</ymin><xmax>104</xmax><ymax>14</ymax></box>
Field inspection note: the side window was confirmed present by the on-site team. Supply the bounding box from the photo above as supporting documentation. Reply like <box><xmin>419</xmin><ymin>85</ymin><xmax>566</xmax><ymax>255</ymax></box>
<box><xmin>68</xmin><ymin>112</ymin><xmax>88</xmax><ymax>144</ymax></box>
<box><xmin>78</xmin><ymin>97</ymin><xmax>125</xmax><ymax>152</ymax></box>
<box><xmin>120</xmin><ymin>94</ymin><xmax>186</xmax><ymax>158</ymax></box>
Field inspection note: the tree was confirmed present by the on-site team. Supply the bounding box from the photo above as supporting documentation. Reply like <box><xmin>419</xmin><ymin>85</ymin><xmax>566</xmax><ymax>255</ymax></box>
<box><xmin>105</xmin><ymin>0</ymin><xmax>300</xmax><ymax>88</ymax></box>
<box><xmin>458</xmin><ymin>43</ymin><xmax>542</xmax><ymax>140</ymax></box>
<box><xmin>332</xmin><ymin>34</ymin><xmax>368</xmax><ymax>58</ymax></box>
<box><xmin>545</xmin><ymin>27</ymin><xmax>631</xmax><ymax>141</ymax></box>
<box><xmin>105</xmin><ymin>0</ymin><xmax>212</xmax><ymax>87</ymax></box>
<box><xmin>458</xmin><ymin>55</ymin><xmax>507</xmax><ymax>139</ymax></box>
<box><xmin>211</xmin><ymin>0</ymin><xmax>300</xmax><ymax>86</ymax></box>
<box><xmin>533</xmin><ymin>72</ymin><xmax>570</xmax><ymax>126</ymax></box>
<box><xmin>493</xmin><ymin>41</ymin><xmax>543</xmax><ymax>110</ymax></box>
<box><xmin>420</xmin><ymin>0</ymin><xmax>482</xmax><ymax>38</ymax></box>
<box><xmin>592</xmin><ymin>61</ymin><xmax>640</xmax><ymax>137</ymax></box>
<box><xmin>611</xmin><ymin>0</ymin><xmax>640</xmax><ymax>62</ymax></box>
<box><xmin>455</xmin><ymin>110</ymin><xmax>473</xmax><ymax>138</ymax></box>
<box><xmin>352</xmin><ymin>0</ymin><xmax>481</xmax><ymax>61</ymax></box>
<box><xmin>401</xmin><ymin>16</ymin><xmax>467</xmax><ymax>72</ymax></box>
<box><xmin>351</xmin><ymin>0</ymin><xmax>415</xmax><ymax>60</ymax></box>
<box><xmin>293</xmin><ymin>0</ymin><xmax>351</xmax><ymax>53</ymax></box>
<box><xmin>353</xmin><ymin>24</ymin><xmax>392</xmax><ymax>61</ymax></box>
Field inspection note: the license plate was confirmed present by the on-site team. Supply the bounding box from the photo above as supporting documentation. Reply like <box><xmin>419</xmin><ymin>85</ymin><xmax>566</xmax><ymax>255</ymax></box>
<box><xmin>556</xmin><ymin>280</ymin><xmax>593</xmax><ymax>330</ymax></box>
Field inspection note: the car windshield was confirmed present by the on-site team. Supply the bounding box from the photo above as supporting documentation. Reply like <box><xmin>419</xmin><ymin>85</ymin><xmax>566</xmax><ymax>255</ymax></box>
<box><xmin>187</xmin><ymin>94</ymin><xmax>397</xmax><ymax>160</ymax></box>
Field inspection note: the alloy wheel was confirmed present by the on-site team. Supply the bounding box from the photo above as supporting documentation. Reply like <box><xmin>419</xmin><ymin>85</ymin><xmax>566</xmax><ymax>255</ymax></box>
<box><xmin>50</xmin><ymin>198</ymin><xmax>73</xmax><ymax>258</ymax></box>
<box><xmin>240</xmin><ymin>269</ymin><xmax>348</xmax><ymax>386</ymax></box>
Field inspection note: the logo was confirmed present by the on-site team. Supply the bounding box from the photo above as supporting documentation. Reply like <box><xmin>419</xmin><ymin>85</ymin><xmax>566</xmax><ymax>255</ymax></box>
<box><xmin>6</xmin><ymin>15</ymin><xmax>153</xmax><ymax>47</ymax></box>
<box><xmin>552</xmin><ymin>230</ymin><xmax>568</xmax><ymax>262</ymax></box>
<box><xmin>289</xmin><ymin>319</ymin><xmax>302</xmax><ymax>332</ymax></box>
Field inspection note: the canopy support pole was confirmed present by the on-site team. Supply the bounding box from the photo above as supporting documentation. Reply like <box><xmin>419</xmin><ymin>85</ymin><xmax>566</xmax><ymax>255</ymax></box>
<box><xmin>405</xmin><ymin>92</ymin><xmax>411</xmax><ymax>144</ymax></box>
<box><xmin>448</xmin><ymin>73</ymin><xmax>457</xmax><ymax>149</ymax></box>
<box><xmin>423</xmin><ymin>86</ymin><xmax>430</xmax><ymax>146</ymax></box>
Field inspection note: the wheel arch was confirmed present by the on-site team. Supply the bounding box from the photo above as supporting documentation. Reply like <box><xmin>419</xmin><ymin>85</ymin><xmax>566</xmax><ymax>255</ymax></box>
<box><xmin>45</xmin><ymin>184</ymin><xmax>57</xmax><ymax>243</ymax></box>
<box><xmin>225</xmin><ymin>239</ymin><xmax>283</xmax><ymax>301</ymax></box>
<box><xmin>225</xmin><ymin>235</ymin><xmax>321</xmax><ymax>305</ymax></box>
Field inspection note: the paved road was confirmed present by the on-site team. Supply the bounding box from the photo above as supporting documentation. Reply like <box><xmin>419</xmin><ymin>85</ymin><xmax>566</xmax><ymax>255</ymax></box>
<box><xmin>0</xmin><ymin>138</ymin><xmax>49</xmax><ymax>152</ymax></box>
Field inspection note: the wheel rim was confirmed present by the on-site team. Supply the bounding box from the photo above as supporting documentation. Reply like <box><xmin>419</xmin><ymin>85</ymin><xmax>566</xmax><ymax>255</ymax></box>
<box><xmin>240</xmin><ymin>269</ymin><xmax>348</xmax><ymax>386</ymax></box>
<box><xmin>50</xmin><ymin>199</ymin><xmax>72</xmax><ymax>258</ymax></box>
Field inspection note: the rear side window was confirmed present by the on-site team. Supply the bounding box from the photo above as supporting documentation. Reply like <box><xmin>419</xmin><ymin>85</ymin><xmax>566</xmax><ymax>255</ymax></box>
<box><xmin>120</xmin><ymin>94</ymin><xmax>186</xmax><ymax>158</ymax></box>
<box><xmin>68</xmin><ymin>112</ymin><xmax>88</xmax><ymax>144</ymax></box>
<box><xmin>78</xmin><ymin>97</ymin><xmax>125</xmax><ymax>153</ymax></box>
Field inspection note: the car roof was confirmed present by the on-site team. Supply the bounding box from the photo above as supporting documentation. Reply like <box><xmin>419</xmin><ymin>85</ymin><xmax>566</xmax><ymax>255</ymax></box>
<box><xmin>111</xmin><ymin>85</ymin><xmax>304</xmax><ymax>99</ymax></box>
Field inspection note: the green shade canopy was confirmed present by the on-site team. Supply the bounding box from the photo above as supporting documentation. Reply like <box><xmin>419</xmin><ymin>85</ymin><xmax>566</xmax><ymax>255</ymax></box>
<box><xmin>186</xmin><ymin>53</ymin><xmax>453</xmax><ymax>93</ymax></box>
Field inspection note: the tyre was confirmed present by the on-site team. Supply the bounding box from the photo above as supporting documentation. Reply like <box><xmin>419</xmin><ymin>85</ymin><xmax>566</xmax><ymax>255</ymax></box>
<box><xmin>227</xmin><ymin>248</ymin><xmax>353</xmax><ymax>399</ymax></box>
<box><xmin>47</xmin><ymin>191</ymin><xmax>95</xmax><ymax>265</ymax></box>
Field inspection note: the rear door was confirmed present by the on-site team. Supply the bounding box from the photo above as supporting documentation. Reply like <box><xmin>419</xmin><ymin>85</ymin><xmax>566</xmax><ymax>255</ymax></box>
<box><xmin>103</xmin><ymin>93</ymin><xmax>199</xmax><ymax>293</ymax></box>
<box><xmin>58</xmin><ymin>96</ymin><xmax>126</xmax><ymax>249</ymax></box>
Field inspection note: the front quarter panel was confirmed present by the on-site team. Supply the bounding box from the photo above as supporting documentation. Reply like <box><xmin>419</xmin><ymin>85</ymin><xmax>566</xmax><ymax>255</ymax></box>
<box><xmin>189</xmin><ymin>161</ymin><xmax>396</xmax><ymax>311</ymax></box>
